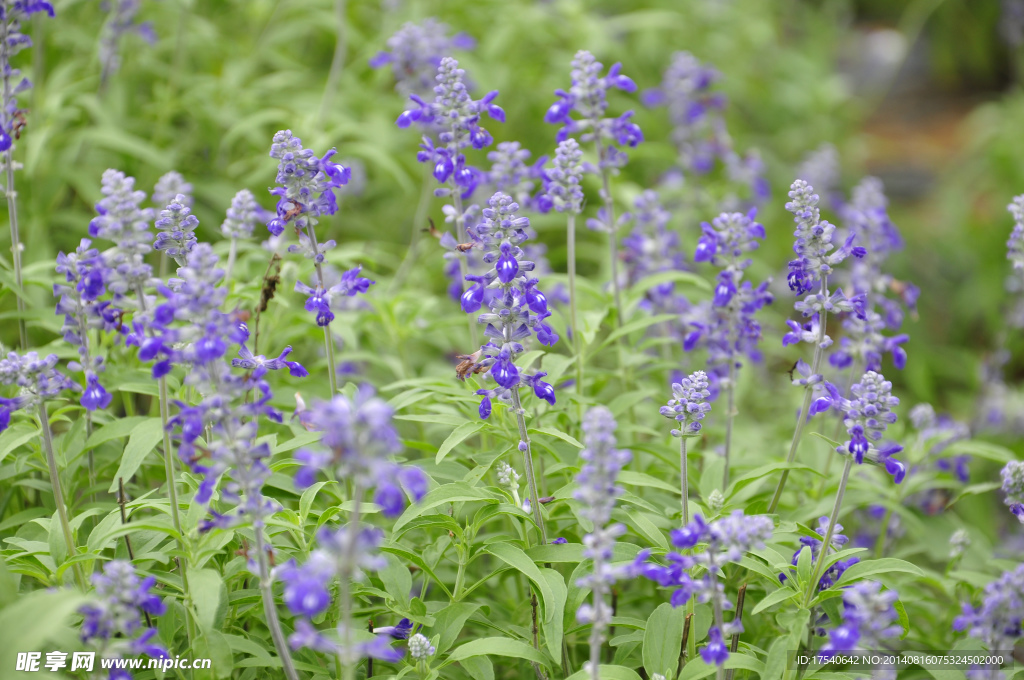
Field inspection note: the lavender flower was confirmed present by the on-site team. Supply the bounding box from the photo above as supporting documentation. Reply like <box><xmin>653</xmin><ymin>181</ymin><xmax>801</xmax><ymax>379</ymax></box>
<box><xmin>486</xmin><ymin>141</ymin><xmax>540</xmax><ymax>208</ymax></box>
<box><xmin>0</xmin><ymin>0</ymin><xmax>54</xmax><ymax>152</ymax></box>
<box><xmin>820</xmin><ymin>581</ymin><xmax>901</xmax><ymax>657</ymax></box>
<box><xmin>79</xmin><ymin>561</ymin><xmax>167</xmax><ymax>666</ymax></box>
<box><xmin>89</xmin><ymin>169</ymin><xmax>155</xmax><ymax>300</ymax></box>
<box><xmin>152</xmin><ymin>170</ymin><xmax>192</xmax><ymax>208</ymax></box>
<box><xmin>1001</xmin><ymin>461</ymin><xmax>1024</xmax><ymax>523</ymax></box>
<box><xmin>661</xmin><ymin>371</ymin><xmax>711</xmax><ymax>436</ymax></box>
<box><xmin>822</xmin><ymin>370</ymin><xmax>905</xmax><ymax>483</ymax></box>
<box><xmin>536</xmin><ymin>139</ymin><xmax>584</xmax><ymax>215</ymax></box>
<box><xmin>54</xmin><ymin>239</ymin><xmax>117</xmax><ymax>411</ymax></box>
<box><xmin>797</xmin><ymin>144</ymin><xmax>841</xmax><ymax>209</ymax></box>
<box><xmin>279</xmin><ymin>526</ymin><xmax>404</xmax><ymax>664</ymax></box>
<box><xmin>955</xmin><ymin>564</ymin><xmax>1024</xmax><ymax>652</ymax></box>
<box><xmin>574</xmin><ymin>407</ymin><xmax>635</xmax><ymax>678</ymax></box>
<box><xmin>459</xmin><ymin>194</ymin><xmax>558</xmax><ymax>413</ymax></box>
<box><xmin>639</xmin><ymin>512</ymin><xmax>773</xmax><ymax>666</ymax></box>
<box><xmin>292</xmin><ymin>386</ymin><xmax>427</xmax><ymax>517</ymax></box>
<box><xmin>644</xmin><ymin>51</ymin><xmax>765</xmax><ymax>200</ymax></box>
<box><xmin>153</xmin><ymin>194</ymin><xmax>199</xmax><ymax>265</ymax></box>
<box><xmin>0</xmin><ymin>351</ymin><xmax>73</xmax><ymax>430</ymax></box>
<box><xmin>99</xmin><ymin>0</ymin><xmax>156</xmax><ymax>84</ymax></box>
<box><xmin>1009</xmin><ymin>195</ymin><xmax>1024</xmax><ymax>271</ymax></box>
<box><xmin>369</xmin><ymin>18</ymin><xmax>475</xmax><ymax>96</ymax></box>
<box><xmin>221</xmin><ymin>189</ymin><xmax>263</xmax><ymax>240</ymax></box>
<box><xmin>621</xmin><ymin>190</ymin><xmax>686</xmax><ymax>291</ymax></box>
<box><xmin>545</xmin><ymin>50</ymin><xmax>641</xmax><ymax>170</ymax></box>
<box><xmin>266</xmin><ymin>131</ymin><xmax>373</xmax><ymax>329</ymax></box>
<box><xmin>909</xmin><ymin>403</ymin><xmax>971</xmax><ymax>479</ymax></box>
<box><xmin>409</xmin><ymin>633</ymin><xmax>436</xmax><ymax>660</ymax></box>
<box><xmin>687</xmin><ymin>209</ymin><xmax>773</xmax><ymax>400</ymax></box>
<box><xmin>785</xmin><ymin>179</ymin><xmax>863</xmax><ymax>297</ymax></box>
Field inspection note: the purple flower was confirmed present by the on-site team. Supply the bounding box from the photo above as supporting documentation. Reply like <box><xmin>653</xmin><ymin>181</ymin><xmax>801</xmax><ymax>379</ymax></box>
<box><xmin>457</xmin><ymin>193</ymin><xmax>559</xmax><ymax>414</ymax></box>
<box><xmin>830</xmin><ymin>371</ymin><xmax>903</xmax><ymax>480</ymax></box>
<box><xmin>701</xmin><ymin>627</ymin><xmax>729</xmax><ymax>666</ymax></box>
<box><xmin>0</xmin><ymin>352</ymin><xmax>74</xmax><ymax>430</ymax></box>
<box><xmin>370</xmin><ymin>19</ymin><xmax>475</xmax><ymax>96</ymax></box>
<box><xmin>100</xmin><ymin>0</ymin><xmax>156</xmax><ymax>83</ymax></box>
<box><xmin>954</xmin><ymin>564</ymin><xmax>1024</xmax><ymax>652</ymax></box>
<box><xmin>660</xmin><ymin>371</ymin><xmax>711</xmax><ymax>436</ymax></box>
<box><xmin>79</xmin><ymin>561</ymin><xmax>166</xmax><ymax>665</ymax></box>
<box><xmin>820</xmin><ymin>581</ymin><xmax>901</xmax><ymax>657</ymax></box>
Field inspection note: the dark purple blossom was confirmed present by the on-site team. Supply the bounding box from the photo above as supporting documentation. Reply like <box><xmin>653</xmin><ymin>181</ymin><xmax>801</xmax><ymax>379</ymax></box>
<box><xmin>79</xmin><ymin>561</ymin><xmax>167</xmax><ymax>667</ymax></box>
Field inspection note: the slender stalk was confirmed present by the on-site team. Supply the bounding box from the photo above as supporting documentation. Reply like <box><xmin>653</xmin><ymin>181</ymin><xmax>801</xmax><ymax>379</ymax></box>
<box><xmin>316</xmin><ymin>0</ymin><xmax>347</xmax><ymax>128</ymax></box>
<box><xmin>304</xmin><ymin>220</ymin><xmax>339</xmax><ymax>396</ymax></box>
<box><xmin>723</xmin><ymin>360</ymin><xmax>736</xmax><ymax>488</ymax></box>
<box><xmin>725</xmin><ymin>585</ymin><xmax>747</xmax><ymax>680</ymax></box>
<box><xmin>510</xmin><ymin>389</ymin><xmax>548</xmax><ymax>545</ymax></box>
<box><xmin>594</xmin><ymin>140</ymin><xmax>623</xmax><ymax>328</ymax></box>
<box><xmin>339</xmin><ymin>486</ymin><xmax>365</xmax><ymax>680</ymax></box>
<box><xmin>567</xmin><ymin>213</ymin><xmax>583</xmax><ymax>400</ymax></box>
<box><xmin>224</xmin><ymin>238</ymin><xmax>238</xmax><ymax>283</ymax></box>
<box><xmin>768</xmin><ymin>276</ymin><xmax>830</xmax><ymax>514</ymax></box>
<box><xmin>817</xmin><ymin>361</ymin><xmax>861</xmax><ymax>497</ymax></box>
<box><xmin>709</xmin><ymin>569</ymin><xmax>726</xmax><ymax>680</ymax></box>
<box><xmin>802</xmin><ymin>456</ymin><xmax>853</xmax><ymax>608</ymax></box>
<box><xmin>38</xmin><ymin>402</ymin><xmax>87</xmax><ymax>590</ymax></box>
<box><xmin>254</xmin><ymin>528</ymin><xmax>300</xmax><ymax>680</ymax></box>
<box><xmin>451</xmin><ymin>189</ymin><xmax>478</xmax><ymax>347</ymax></box>
<box><xmin>453</xmin><ymin>547</ymin><xmax>467</xmax><ymax>601</ymax></box>
<box><xmin>116</xmin><ymin>474</ymin><xmax>147</xmax><ymax>630</ymax></box>
<box><xmin>1</xmin><ymin>15</ymin><xmax>27</xmax><ymax>348</ymax></box>
<box><xmin>680</xmin><ymin>437</ymin><xmax>689</xmax><ymax>525</ymax></box>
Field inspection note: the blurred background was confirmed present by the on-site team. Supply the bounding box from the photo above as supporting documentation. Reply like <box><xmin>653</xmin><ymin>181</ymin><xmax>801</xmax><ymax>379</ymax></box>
<box><xmin>6</xmin><ymin>0</ymin><xmax>1024</xmax><ymax>426</ymax></box>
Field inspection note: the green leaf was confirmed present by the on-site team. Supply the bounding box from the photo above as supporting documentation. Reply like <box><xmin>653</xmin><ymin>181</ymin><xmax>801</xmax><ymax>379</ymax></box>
<box><xmin>393</xmin><ymin>483</ymin><xmax>497</xmax><ymax>532</ymax></box>
<box><xmin>949</xmin><ymin>440</ymin><xmax>1015</xmax><ymax>463</ymax></box>
<box><xmin>189</xmin><ymin>568</ymin><xmax>227</xmax><ymax>634</ymax></box>
<box><xmin>598</xmin><ymin>314</ymin><xmax>678</xmax><ymax>350</ymax></box>
<box><xmin>751</xmin><ymin>586</ymin><xmax>800</xmax><ymax>615</ymax></box>
<box><xmin>193</xmin><ymin>629</ymin><xmax>234</xmax><ymax>679</ymax></box>
<box><xmin>0</xmin><ymin>424</ymin><xmax>38</xmax><ymax>465</ymax></box>
<box><xmin>0</xmin><ymin>590</ymin><xmax>89</xmax><ymax>674</ymax></box>
<box><xmin>299</xmin><ymin>481</ymin><xmax>330</xmax><ymax>523</ymax></box>
<box><xmin>566</xmin><ymin>666</ymin><xmax>643</xmax><ymax>680</ymax></box>
<box><xmin>945</xmin><ymin>482</ymin><xmax>1001</xmax><ymax>509</ymax></box>
<box><xmin>379</xmin><ymin>553</ymin><xmax>413</xmax><ymax>606</ymax></box>
<box><xmin>84</xmin><ymin>416</ymin><xmax>151</xmax><ymax>449</ymax></box>
<box><xmin>431</xmin><ymin>602</ymin><xmax>481</xmax><ymax>656</ymax></box>
<box><xmin>107</xmin><ymin>418</ymin><xmax>165</xmax><ymax>493</ymax></box>
<box><xmin>834</xmin><ymin>558</ymin><xmax>923</xmax><ymax>587</ymax></box>
<box><xmin>539</xmin><ymin>568</ymin><xmax>567</xmax><ymax>663</ymax></box>
<box><xmin>529</xmin><ymin>426</ymin><xmax>583</xmax><ymax>449</ymax></box>
<box><xmin>619</xmin><ymin>470</ymin><xmax>680</xmax><ymax>495</ymax></box>
<box><xmin>795</xmin><ymin>546</ymin><xmax>812</xmax><ymax>587</ymax></box>
<box><xmin>436</xmin><ymin>421</ymin><xmax>486</xmax><ymax>464</ymax></box>
<box><xmin>380</xmin><ymin>545</ymin><xmax>453</xmax><ymax>599</ymax></box>
<box><xmin>443</xmin><ymin>637</ymin><xmax>551</xmax><ymax>668</ymax></box>
<box><xmin>483</xmin><ymin>543</ymin><xmax>554</xmax><ymax>623</ymax></box>
<box><xmin>642</xmin><ymin>602</ymin><xmax>685</xmax><ymax>680</ymax></box>
<box><xmin>47</xmin><ymin>512</ymin><xmax>68</xmax><ymax>575</ymax></box>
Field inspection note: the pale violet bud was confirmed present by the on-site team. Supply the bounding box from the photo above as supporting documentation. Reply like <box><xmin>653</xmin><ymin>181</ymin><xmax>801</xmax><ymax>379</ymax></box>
<box><xmin>661</xmin><ymin>370</ymin><xmax>712</xmax><ymax>436</ymax></box>
<box><xmin>1009</xmin><ymin>195</ymin><xmax>1024</xmax><ymax>270</ymax></box>
<box><xmin>497</xmin><ymin>461</ymin><xmax>520</xmax><ymax>491</ymax></box>
<box><xmin>707</xmin><ymin>489</ymin><xmax>725</xmax><ymax>513</ymax></box>
<box><xmin>1001</xmin><ymin>460</ymin><xmax>1024</xmax><ymax>522</ymax></box>
<box><xmin>949</xmin><ymin>529</ymin><xmax>970</xmax><ymax>559</ymax></box>
<box><xmin>408</xmin><ymin>633</ymin><xmax>435</xmax><ymax>660</ymax></box>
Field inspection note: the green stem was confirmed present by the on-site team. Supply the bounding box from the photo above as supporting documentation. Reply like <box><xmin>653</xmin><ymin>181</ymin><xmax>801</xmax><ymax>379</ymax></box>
<box><xmin>723</xmin><ymin>360</ymin><xmax>736</xmax><ymax>488</ymax></box>
<box><xmin>1</xmin><ymin>15</ymin><xmax>27</xmax><ymax>349</ymax></box>
<box><xmin>802</xmin><ymin>456</ymin><xmax>853</xmax><ymax>608</ymax></box>
<box><xmin>38</xmin><ymin>402</ymin><xmax>87</xmax><ymax>590</ymax></box>
<box><xmin>680</xmin><ymin>436</ymin><xmax>689</xmax><ymax>525</ymax></box>
<box><xmin>768</xmin><ymin>276</ymin><xmax>830</xmax><ymax>514</ymax></box>
<box><xmin>340</xmin><ymin>486</ymin><xmax>364</xmax><ymax>680</ymax></box>
<box><xmin>254</xmin><ymin>528</ymin><xmax>300</xmax><ymax>680</ymax></box>
<box><xmin>510</xmin><ymin>389</ymin><xmax>548</xmax><ymax>545</ymax></box>
<box><xmin>567</xmin><ymin>212</ymin><xmax>583</xmax><ymax>403</ymax></box>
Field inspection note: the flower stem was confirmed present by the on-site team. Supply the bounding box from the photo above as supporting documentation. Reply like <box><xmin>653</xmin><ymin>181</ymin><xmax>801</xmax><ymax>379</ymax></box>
<box><xmin>254</xmin><ymin>528</ymin><xmax>300</xmax><ymax>680</ymax></box>
<box><xmin>451</xmin><ymin>188</ymin><xmax>478</xmax><ymax>347</ymax></box>
<box><xmin>723</xmin><ymin>360</ymin><xmax>736</xmax><ymax>488</ymax></box>
<box><xmin>510</xmin><ymin>389</ymin><xmax>548</xmax><ymax>545</ymax></box>
<box><xmin>339</xmin><ymin>485</ymin><xmax>364</xmax><ymax>680</ymax></box>
<box><xmin>680</xmin><ymin>437</ymin><xmax>689</xmax><ymax>525</ymax></box>
<box><xmin>802</xmin><ymin>456</ymin><xmax>852</xmax><ymax>608</ymax></box>
<box><xmin>38</xmin><ymin>402</ymin><xmax>87</xmax><ymax>590</ymax></box>
<box><xmin>1</xmin><ymin>16</ymin><xmax>27</xmax><ymax>349</ymax></box>
<box><xmin>768</xmin><ymin>277</ymin><xmax>830</xmax><ymax>514</ymax></box>
<box><xmin>567</xmin><ymin>213</ymin><xmax>584</xmax><ymax>403</ymax></box>
<box><xmin>594</xmin><ymin>140</ymin><xmax>623</xmax><ymax>329</ymax></box>
<box><xmin>304</xmin><ymin>220</ymin><xmax>339</xmax><ymax>396</ymax></box>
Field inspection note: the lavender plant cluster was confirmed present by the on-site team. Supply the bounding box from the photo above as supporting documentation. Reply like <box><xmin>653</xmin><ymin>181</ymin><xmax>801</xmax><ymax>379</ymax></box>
<box><xmin>1</xmin><ymin>7</ymin><xmax>1023</xmax><ymax>680</ymax></box>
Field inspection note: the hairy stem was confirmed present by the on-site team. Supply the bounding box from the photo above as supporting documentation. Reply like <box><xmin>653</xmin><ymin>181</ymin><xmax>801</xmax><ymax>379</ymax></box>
<box><xmin>510</xmin><ymin>389</ymin><xmax>548</xmax><ymax>545</ymax></box>
<box><xmin>38</xmin><ymin>402</ymin><xmax>87</xmax><ymax>590</ymax></box>
<box><xmin>339</xmin><ymin>485</ymin><xmax>365</xmax><ymax>680</ymax></box>
<box><xmin>803</xmin><ymin>456</ymin><xmax>853</xmax><ymax>608</ymax></box>
<box><xmin>1</xmin><ymin>16</ymin><xmax>27</xmax><ymax>348</ymax></box>
<box><xmin>254</xmin><ymin>528</ymin><xmax>300</xmax><ymax>680</ymax></box>
<box><xmin>567</xmin><ymin>213</ymin><xmax>583</xmax><ymax>402</ymax></box>
<box><xmin>723</xmin><ymin>360</ymin><xmax>736</xmax><ymax>488</ymax></box>
<box><xmin>680</xmin><ymin>437</ymin><xmax>689</xmax><ymax>525</ymax></box>
<box><xmin>768</xmin><ymin>276</ymin><xmax>830</xmax><ymax>513</ymax></box>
